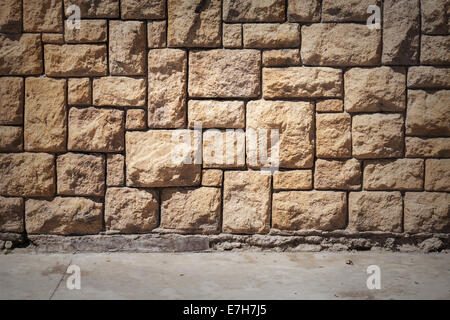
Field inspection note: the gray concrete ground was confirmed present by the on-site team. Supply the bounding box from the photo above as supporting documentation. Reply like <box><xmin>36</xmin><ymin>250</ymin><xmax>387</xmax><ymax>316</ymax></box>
<box><xmin>0</xmin><ymin>251</ymin><xmax>449</xmax><ymax>299</ymax></box>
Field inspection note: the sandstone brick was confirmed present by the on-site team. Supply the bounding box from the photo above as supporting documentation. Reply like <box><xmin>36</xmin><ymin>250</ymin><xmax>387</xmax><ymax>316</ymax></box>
<box><xmin>93</xmin><ymin>77</ymin><xmax>146</xmax><ymax>107</ymax></box>
<box><xmin>382</xmin><ymin>0</ymin><xmax>420</xmax><ymax>65</ymax></box>
<box><xmin>203</xmin><ymin>130</ymin><xmax>246</xmax><ymax>168</ymax></box>
<box><xmin>68</xmin><ymin>78</ymin><xmax>91</xmax><ymax>105</ymax></box>
<box><xmin>407</xmin><ymin>67</ymin><xmax>450</xmax><ymax>89</ymax></box>
<box><xmin>57</xmin><ymin>153</ymin><xmax>105</xmax><ymax>196</ymax></box>
<box><xmin>262</xmin><ymin>49</ymin><xmax>300</xmax><ymax>67</ymax></box>
<box><xmin>44</xmin><ymin>44</ymin><xmax>107</xmax><ymax>77</ymax></box>
<box><xmin>189</xmin><ymin>49</ymin><xmax>260</xmax><ymax>98</ymax></box>
<box><xmin>322</xmin><ymin>0</ymin><xmax>380</xmax><ymax>22</ymax></box>
<box><xmin>316</xmin><ymin>113</ymin><xmax>351</xmax><ymax>158</ymax></box>
<box><xmin>352</xmin><ymin>114</ymin><xmax>404</xmax><ymax>159</ymax></box>
<box><xmin>26</xmin><ymin>197</ymin><xmax>102</xmax><ymax>235</ymax></box>
<box><xmin>273</xmin><ymin>170</ymin><xmax>312</xmax><ymax>190</ymax></box>
<box><xmin>0</xmin><ymin>196</ymin><xmax>23</xmax><ymax>233</ymax></box>
<box><xmin>0</xmin><ymin>0</ymin><xmax>21</xmax><ymax>33</ymax></box>
<box><xmin>105</xmin><ymin>187</ymin><xmax>159</xmax><ymax>233</ymax></box>
<box><xmin>404</xmin><ymin>192</ymin><xmax>450</xmax><ymax>233</ymax></box>
<box><xmin>65</xmin><ymin>20</ymin><xmax>107</xmax><ymax>43</ymax></box>
<box><xmin>0</xmin><ymin>153</ymin><xmax>55</xmax><ymax>197</ymax></box>
<box><xmin>243</xmin><ymin>24</ymin><xmax>300</xmax><ymax>48</ymax></box>
<box><xmin>364</xmin><ymin>159</ymin><xmax>424</xmax><ymax>191</ymax></box>
<box><xmin>223</xmin><ymin>0</ymin><xmax>285</xmax><ymax>22</ymax></box>
<box><xmin>263</xmin><ymin>67</ymin><xmax>342</xmax><ymax>99</ymax></box>
<box><xmin>425</xmin><ymin>159</ymin><xmax>450</xmax><ymax>191</ymax></box>
<box><xmin>421</xmin><ymin>36</ymin><xmax>450</xmax><ymax>65</ymax></box>
<box><xmin>147</xmin><ymin>21</ymin><xmax>166</xmax><ymax>48</ymax></box>
<box><xmin>68</xmin><ymin>107</ymin><xmax>124</xmax><ymax>152</ymax></box>
<box><xmin>109</xmin><ymin>21</ymin><xmax>146</xmax><ymax>75</ymax></box>
<box><xmin>0</xmin><ymin>34</ymin><xmax>42</xmax><ymax>75</ymax></box>
<box><xmin>126</xmin><ymin>109</ymin><xmax>146</xmax><ymax>130</ymax></box>
<box><xmin>23</xmin><ymin>0</ymin><xmax>62</xmax><ymax>32</ymax></box>
<box><xmin>121</xmin><ymin>0</ymin><xmax>165</xmax><ymax>19</ymax></box>
<box><xmin>148</xmin><ymin>49</ymin><xmax>187</xmax><ymax>128</ymax></box>
<box><xmin>301</xmin><ymin>24</ymin><xmax>381</xmax><ymax>66</ymax></box>
<box><xmin>0</xmin><ymin>126</ymin><xmax>22</xmax><ymax>151</ymax></box>
<box><xmin>106</xmin><ymin>154</ymin><xmax>124</xmax><ymax>187</ymax></box>
<box><xmin>247</xmin><ymin>100</ymin><xmax>314</xmax><ymax>169</ymax></box>
<box><xmin>42</xmin><ymin>33</ymin><xmax>63</xmax><ymax>44</ymax></box>
<box><xmin>126</xmin><ymin>130</ymin><xmax>201</xmax><ymax>187</ymax></box>
<box><xmin>24</xmin><ymin>78</ymin><xmax>66</xmax><ymax>152</ymax></box>
<box><xmin>161</xmin><ymin>187</ymin><xmax>221</xmax><ymax>233</ymax></box>
<box><xmin>272</xmin><ymin>191</ymin><xmax>346</xmax><ymax>231</ymax></box>
<box><xmin>349</xmin><ymin>192</ymin><xmax>403</xmax><ymax>232</ymax></box>
<box><xmin>314</xmin><ymin>159</ymin><xmax>361</xmax><ymax>190</ymax></box>
<box><xmin>316</xmin><ymin>100</ymin><xmax>343</xmax><ymax>113</ymax></box>
<box><xmin>223</xmin><ymin>171</ymin><xmax>271</xmax><ymax>234</ymax></box>
<box><xmin>421</xmin><ymin>0</ymin><xmax>449</xmax><ymax>34</ymax></box>
<box><xmin>406</xmin><ymin>90</ymin><xmax>450</xmax><ymax>136</ymax></box>
<box><xmin>0</xmin><ymin>77</ymin><xmax>23</xmax><ymax>125</ymax></box>
<box><xmin>64</xmin><ymin>0</ymin><xmax>119</xmax><ymax>18</ymax></box>
<box><xmin>168</xmin><ymin>0</ymin><xmax>220</xmax><ymax>47</ymax></box>
<box><xmin>406</xmin><ymin>137</ymin><xmax>450</xmax><ymax>158</ymax></box>
<box><xmin>223</xmin><ymin>24</ymin><xmax>242</xmax><ymax>48</ymax></box>
<box><xmin>287</xmin><ymin>0</ymin><xmax>320</xmax><ymax>22</ymax></box>
<box><xmin>202</xmin><ymin>169</ymin><xmax>223</xmax><ymax>187</ymax></box>
<box><xmin>344</xmin><ymin>67</ymin><xmax>406</xmax><ymax>112</ymax></box>
<box><xmin>188</xmin><ymin>100</ymin><xmax>245</xmax><ymax>129</ymax></box>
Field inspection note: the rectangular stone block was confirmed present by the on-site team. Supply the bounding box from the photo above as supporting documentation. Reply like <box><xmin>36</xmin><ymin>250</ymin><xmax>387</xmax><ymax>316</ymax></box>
<box><xmin>203</xmin><ymin>130</ymin><xmax>245</xmax><ymax>168</ymax></box>
<box><xmin>243</xmin><ymin>23</ymin><xmax>300</xmax><ymax>48</ymax></box>
<box><xmin>121</xmin><ymin>0</ymin><xmax>165</xmax><ymax>19</ymax></box>
<box><xmin>0</xmin><ymin>126</ymin><xmax>22</xmax><ymax>151</ymax></box>
<box><xmin>0</xmin><ymin>34</ymin><xmax>42</xmax><ymax>75</ymax></box>
<box><xmin>189</xmin><ymin>49</ymin><xmax>260</xmax><ymax>98</ymax></box>
<box><xmin>188</xmin><ymin>100</ymin><xmax>245</xmax><ymax>129</ymax></box>
<box><xmin>23</xmin><ymin>0</ymin><xmax>62</xmax><ymax>32</ymax></box>
<box><xmin>147</xmin><ymin>21</ymin><xmax>166</xmax><ymax>48</ymax></box>
<box><xmin>93</xmin><ymin>77</ymin><xmax>146</xmax><ymax>107</ymax></box>
<box><xmin>406</xmin><ymin>137</ymin><xmax>450</xmax><ymax>158</ymax></box>
<box><xmin>68</xmin><ymin>78</ymin><xmax>91</xmax><ymax>105</ymax></box>
<box><xmin>0</xmin><ymin>153</ymin><xmax>55</xmax><ymax>197</ymax></box>
<box><xmin>425</xmin><ymin>159</ymin><xmax>450</xmax><ymax>191</ymax></box>
<box><xmin>421</xmin><ymin>35</ymin><xmax>450</xmax><ymax>65</ymax></box>
<box><xmin>316</xmin><ymin>113</ymin><xmax>351</xmax><ymax>158</ymax></box>
<box><xmin>42</xmin><ymin>33</ymin><xmax>63</xmax><ymax>44</ymax></box>
<box><xmin>421</xmin><ymin>0</ymin><xmax>449</xmax><ymax>34</ymax></box>
<box><xmin>148</xmin><ymin>49</ymin><xmax>187</xmax><ymax>128</ymax></box>
<box><xmin>263</xmin><ymin>67</ymin><xmax>342</xmax><ymax>99</ymax></box>
<box><xmin>224</xmin><ymin>0</ymin><xmax>285</xmax><ymax>22</ymax></box>
<box><xmin>161</xmin><ymin>187</ymin><xmax>221</xmax><ymax>233</ymax></box>
<box><xmin>44</xmin><ymin>44</ymin><xmax>107</xmax><ymax>76</ymax></box>
<box><xmin>223</xmin><ymin>24</ymin><xmax>242</xmax><ymax>48</ymax></box>
<box><xmin>287</xmin><ymin>0</ymin><xmax>320</xmax><ymax>22</ymax></box>
<box><xmin>202</xmin><ymin>169</ymin><xmax>223</xmax><ymax>187</ymax></box>
<box><xmin>24</xmin><ymin>78</ymin><xmax>66</xmax><ymax>152</ymax></box>
<box><xmin>314</xmin><ymin>159</ymin><xmax>361</xmax><ymax>190</ymax></box>
<box><xmin>407</xmin><ymin>66</ymin><xmax>450</xmax><ymax>89</ymax></box>
<box><xmin>316</xmin><ymin>100</ymin><xmax>343</xmax><ymax>113</ymax></box>
<box><xmin>65</xmin><ymin>20</ymin><xmax>107</xmax><ymax>43</ymax></box>
<box><xmin>262</xmin><ymin>49</ymin><xmax>300</xmax><ymax>67</ymax></box>
<box><xmin>0</xmin><ymin>0</ymin><xmax>22</xmax><ymax>33</ymax></box>
<box><xmin>273</xmin><ymin>170</ymin><xmax>312</xmax><ymax>190</ymax></box>
<box><xmin>106</xmin><ymin>154</ymin><xmax>124</xmax><ymax>187</ymax></box>
<box><xmin>364</xmin><ymin>159</ymin><xmax>424</xmax><ymax>191</ymax></box>
<box><xmin>0</xmin><ymin>77</ymin><xmax>23</xmax><ymax>125</ymax></box>
<box><xmin>64</xmin><ymin>0</ymin><xmax>119</xmax><ymax>18</ymax></box>
<box><xmin>126</xmin><ymin>109</ymin><xmax>146</xmax><ymax>130</ymax></box>
<box><xmin>322</xmin><ymin>0</ymin><xmax>380</xmax><ymax>22</ymax></box>
<box><xmin>223</xmin><ymin>171</ymin><xmax>271</xmax><ymax>234</ymax></box>
<box><xmin>0</xmin><ymin>196</ymin><xmax>23</xmax><ymax>233</ymax></box>
<box><xmin>272</xmin><ymin>191</ymin><xmax>346</xmax><ymax>231</ymax></box>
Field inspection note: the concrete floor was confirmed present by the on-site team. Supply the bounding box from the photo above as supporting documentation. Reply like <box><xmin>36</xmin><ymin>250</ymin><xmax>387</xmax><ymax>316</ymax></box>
<box><xmin>0</xmin><ymin>251</ymin><xmax>449</xmax><ymax>300</ymax></box>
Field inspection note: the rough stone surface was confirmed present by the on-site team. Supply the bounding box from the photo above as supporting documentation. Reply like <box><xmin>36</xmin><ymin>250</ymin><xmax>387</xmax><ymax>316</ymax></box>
<box><xmin>316</xmin><ymin>113</ymin><xmax>351</xmax><ymax>158</ymax></box>
<box><xmin>352</xmin><ymin>114</ymin><xmax>404</xmax><ymax>159</ymax></box>
<box><xmin>188</xmin><ymin>100</ymin><xmax>245</xmax><ymax>129</ymax></box>
<box><xmin>263</xmin><ymin>67</ymin><xmax>342</xmax><ymax>99</ymax></box>
<box><xmin>406</xmin><ymin>90</ymin><xmax>450</xmax><ymax>136</ymax></box>
<box><xmin>406</xmin><ymin>137</ymin><xmax>450</xmax><ymax>158</ymax></box>
<box><xmin>344</xmin><ymin>67</ymin><xmax>406</xmax><ymax>112</ymax></box>
<box><xmin>349</xmin><ymin>192</ymin><xmax>403</xmax><ymax>232</ymax></box>
<box><xmin>0</xmin><ymin>77</ymin><xmax>23</xmax><ymax>125</ymax></box>
<box><xmin>23</xmin><ymin>0</ymin><xmax>62</xmax><ymax>32</ymax></box>
<box><xmin>68</xmin><ymin>78</ymin><xmax>91</xmax><ymax>105</ymax></box>
<box><xmin>316</xmin><ymin>100</ymin><xmax>343</xmax><ymax>113</ymax></box>
<box><xmin>64</xmin><ymin>0</ymin><xmax>119</xmax><ymax>18</ymax></box>
<box><xmin>247</xmin><ymin>100</ymin><xmax>314</xmax><ymax>169</ymax></box>
<box><xmin>314</xmin><ymin>159</ymin><xmax>361</xmax><ymax>190</ymax></box>
<box><xmin>189</xmin><ymin>49</ymin><xmax>260</xmax><ymax>98</ymax></box>
<box><xmin>202</xmin><ymin>170</ymin><xmax>222</xmax><ymax>187</ymax></box>
<box><xmin>68</xmin><ymin>107</ymin><xmax>124</xmax><ymax>152</ymax></box>
<box><xmin>105</xmin><ymin>187</ymin><xmax>159</xmax><ymax>233</ymax></box>
<box><xmin>57</xmin><ymin>153</ymin><xmax>105</xmax><ymax>196</ymax></box>
<box><xmin>421</xmin><ymin>0</ymin><xmax>449</xmax><ymax>34</ymax></box>
<box><xmin>126</xmin><ymin>130</ymin><xmax>201</xmax><ymax>187</ymax></box>
<box><xmin>262</xmin><ymin>49</ymin><xmax>300</xmax><ymax>67</ymax></box>
<box><xmin>223</xmin><ymin>24</ymin><xmax>242</xmax><ymax>48</ymax></box>
<box><xmin>126</xmin><ymin>109</ymin><xmax>146</xmax><ymax>130</ymax></box>
<box><xmin>203</xmin><ymin>130</ymin><xmax>245</xmax><ymax>169</ymax></box>
<box><xmin>407</xmin><ymin>66</ymin><xmax>450</xmax><ymax>89</ymax></box>
<box><xmin>44</xmin><ymin>44</ymin><xmax>107</xmax><ymax>77</ymax></box>
<box><xmin>106</xmin><ymin>154</ymin><xmax>124</xmax><ymax>187</ymax></box>
<box><xmin>0</xmin><ymin>126</ymin><xmax>23</xmax><ymax>151</ymax></box>
<box><xmin>0</xmin><ymin>196</ymin><xmax>24</xmax><ymax>233</ymax></box>
<box><xmin>273</xmin><ymin>170</ymin><xmax>312</xmax><ymax>190</ymax></box>
<box><xmin>272</xmin><ymin>191</ymin><xmax>346</xmax><ymax>231</ymax></box>
<box><xmin>0</xmin><ymin>0</ymin><xmax>22</xmax><ymax>33</ymax></box>
<box><xmin>322</xmin><ymin>0</ymin><xmax>379</xmax><ymax>22</ymax></box>
<box><xmin>223</xmin><ymin>0</ymin><xmax>285</xmax><ymax>22</ymax></box>
<box><xmin>0</xmin><ymin>153</ymin><xmax>55</xmax><ymax>197</ymax></box>
<box><xmin>42</xmin><ymin>33</ymin><xmax>63</xmax><ymax>44</ymax></box>
<box><xmin>0</xmin><ymin>34</ymin><xmax>42</xmax><ymax>75</ymax></box>
<box><xmin>65</xmin><ymin>20</ymin><xmax>107</xmax><ymax>43</ymax></box>
<box><xmin>168</xmin><ymin>0</ymin><xmax>221</xmax><ymax>47</ymax></box>
<box><xmin>24</xmin><ymin>78</ymin><xmax>66</xmax><ymax>152</ymax></box>
<box><xmin>382</xmin><ymin>0</ymin><xmax>420</xmax><ymax>65</ymax></box>
<box><xmin>364</xmin><ymin>159</ymin><xmax>424</xmax><ymax>191</ymax></box>
<box><xmin>425</xmin><ymin>159</ymin><xmax>450</xmax><ymax>191</ymax></box>
<box><xmin>404</xmin><ymin>192</ymin><xmax>450</xmax><ymax>233</ymax></box>
<box><xmin>26</xmin><ymin>197</ymin><xmax>103</xmax><ymax>235</ymax></box>
<box><xmin>121</xmin><ymin>0</ymin><xmax>165</xmax><ymax>19</ymax></box>
<box><xmin>421</xmin><ymin>36</ymin><xmax>450</xmax><ymax>65</ymax></box>
<box><xmin>161</xmin><ymin>187</ymin><xmax>221</xmax><ymax>233</ymax></box>
<box><xmin>147</xmin><ymin>21</ymin><xmax>166</xmax><ymax>48</ymax></box>
<box><xmin>301</xmin><ymin>24</ymin><xmax>381</xmax><ymax>66</ymax></box>
<box><xmin>243</xmin><ymin>24</ymin><xmax>300</xmax><ymax>48</ymax></box>
<box><xmin>223</xmin><ymin>171</ymin><xmax>271</xmax><ymax>234</ymax></box>
<box><xmin>287</xmin><ymin>0</ymin><xmax>320</xmax><ymax>22</ymax></box>
<box><xmin>93</xmin><ymin>77</ymin><xmax>146</xmax><ymax>107</ymax></box>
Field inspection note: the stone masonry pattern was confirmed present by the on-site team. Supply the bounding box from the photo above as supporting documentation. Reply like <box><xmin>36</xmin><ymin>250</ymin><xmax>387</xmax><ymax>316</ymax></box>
<box><xmin>0</xmin><ymin>0</ymin><xmax>449</xmax><ymax>245</ymax></box>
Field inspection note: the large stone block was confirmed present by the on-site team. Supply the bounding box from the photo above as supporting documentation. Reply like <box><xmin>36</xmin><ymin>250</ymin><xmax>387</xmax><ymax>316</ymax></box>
<box><xmin>93</xmin><ymin>77</ymin><xmax>146</xmax><ymax>107</ymax></box>
<box><xmin>223</xmin><ymin>24</ymin><xmax>242</xmax><ymax>48</ymax></box>
<box><xmin>314</xmin><ymin>159</ymin><xmax>361</xmax><ymax>190</ymax></box>
<box><xmin>64</xmin><ymin>0</ymin><xmax>119</xmax><ymax>18</ymax></box>
<box><xmin>243</xmin><ymin>23</ymin><xmax>300</xmax><ymax>48</ymax></box>
<box><xmin>425</xmin><ymin>159</ymin><xmax>450</xmax><ymax>191</ymax></box>
<box><xmin>68</xmin><ymin>78</ymin><xmax>91</xmax><ymax>105</ymax></box>
<box><xmin>203</xmin><ymin>130</ymin><xmax>245</xmax><ymax>168</ymax></box>
<box><xmin>121</xmin><ymin>0</ymin><xmax>165</xmax><ymax>19</ymax></box>
<box><xmin>0</xmin><ymin>0</ymin><xmax>22</xmax><ymax>33</ymax></box>
<box><xmin>287</xmin><ymin>0</ymin><xmax>320</xmax><ymax>22</ymax></box>
<box><xmin>0</xmin><ymin>196</ymin><xmax>24</xmax><ymax>233</ymax></box>
<box><xmin>23</xmin><ymin>0</ymin><xmax>62</xmax><ymax>32</ymax></box>
<box><xmin>224</xmin><ymin>0</ymin><xmax>285</xmax><ymax>22</ymax></box>
<box><xmin>65</xmin><ymin>20</ymin><xmax>107</xmax><ymax>43</ymax></box>
<box><xmin>0</xmin><ymin>126</ymin><xmax>22</xmax><ymax>151</ymax></box>
<box><xmin>407</xmin><ymin>67</ymin><xmax>450</xmax><ymax>89</ymax></box>
<box><xmin>0</xmin><ymin>34</ymin><xmax>42</xmax><ymax>75</ymax></box>
<box><xmin>316</xmin><ymin>113</ymin><xmax>351</xmax><ymax>158</ymax></box>
<box><xmin>0</xmin><ymin>77</ymin><xmax>23</xmax><ymax>125</ymax></box>
<box><xmin>421</xmin><ymin>36</ymin><xmax>450</xmax><ymax>64</ymax></box>
<box><xmin>188</xmin><ymin>100</ymin><xmax>245</xmax><ymax>129</ymax></box>
<box><xmin>322</xmin><ymin>0</ymin><xmax>380</xmax><ymax>22</ymax></box>
<box><xmin>273</xmin><ymin>170</ymin><xmax>312</xmax><ymax>190</ymax></box>
<box><xmin>421</xmin><ymin>0</ymin><xmax>449</xmax><ymax>34</ymax></box>
<box><xmin>405</xmin><ymin>137</ymin><xmax>450</xmax><ymax>158</ymax></box>
<box><xmin>147</xmin><ymin>21</ymin><xmax>166</xmax><ymax>48</ymax></box>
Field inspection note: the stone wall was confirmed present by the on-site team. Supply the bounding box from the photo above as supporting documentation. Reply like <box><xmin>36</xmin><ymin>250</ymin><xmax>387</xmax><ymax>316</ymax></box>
<box><xmin>0</xmin><ymin>0</ymin><xmax>449</xmax><ymax>251</ymax></box>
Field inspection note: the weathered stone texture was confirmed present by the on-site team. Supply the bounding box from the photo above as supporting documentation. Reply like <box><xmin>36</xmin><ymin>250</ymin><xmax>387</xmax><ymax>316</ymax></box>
<box><xmin>161</xmin><ymin>187</ymin><xmax>221</xmax><ymax>233</ymax></box>
<box><xmin>93</xmin><ymin>77</ymin><xmax>146</xmax><ymax>107</ymax></box>
<box><xmin>243</xmin><ymin>24</ymin><xmax>300</xmax><ymax>48</ymax></box>
<box><xmin>223</xmin><ymin>171</ymin><xmax>271</xmax><ymax>234</ymax></box>
<box><xmin>203</xmin><ymin>130</ymin><xmax>245</xmax><ymax>168</ymax></box>
<box><xmin>272</xmin><ymin>191</ymin><xmax>346</xmax><ymax>231</ymax></box>
<box><xmin>188</xmin><ymin>100</ymin><xmax>245</xmax><ymax>129</ymax></box>
<box><xmin>421</xmin><ymin>36</ymin><xmax>450</xmax><ymax>65</ymax></box>
<box><xmin>316</xmin><ymin>100</ymin><xmax>343</xmax><ymax>113</ymax></box>
<box><xmin>224</xmin><ymin>0</ymin><xmax>285</xmax><ymax>22</ymax></box>
<box><xmin>0</xmin><ymin>0</ymin><xmax>22</xmax><ymax>33</ymax></box>
<box><xmin>322</xmin><ymin>0</ymin><xmax>379</xmax><ymax>22</ymax></box>
<box><xmin>316</xmin><ymin>113</ymin><xmax>351</xmax><ymax>158</ymax></box>
<box><xmin>0</xmin><ymin>77</ymin><xmax>23</xmax><ymax>125</ymax></box>
<box><xmin>273</xmin><ymin>170</ymin><xmax>312</xmax><ymax>190</ymax></box>
<box><xmin>126</xmin><ymin>109</ymin><xmax>146</xmax><ymax>130</ymax></box>
<box><xmin>0</xmin><ymin>196</ymin><xmax>23</xmax><ymax>233</ymax></box>
<box><xmin>0</xmin><ymin>34</ymin><xmax>42</xmax><ymax>75</ymax></box>
<box><xmin>68</xmin><ymin>78</ymin><xmax>91</xmax><ymax>105</ymax></box>
<box><xmin>202</xmin><ymin>169</ymin><xmax>223</xmax><ymax>187</ymax></box>
<box><xmin>262</xmin><ymin>49</ymin><xmax>300</xmax><ymax>67</ymax></box>
<box><xmin>287</xmin><ymin>0</ymin><xmax>320</xmax><ymax>22</ymax></box>
<box><xmin>23</xmin><ymin>0</ymin><xmax>62</xmax><ymax>32</ymax></box>
<box><xmin>64</xmin><ymin>0</ymin><xmax>119</xmax><ymax>18</ymax></box>
<box><xmin>147</xmin><ymin>21</ymin><xmax>166</xmax><ymax>48</ymax></box>
<box><xmin>106</xmin><ymin>154</ymin><xmax>124</xmax><ymax>187</ymax></box>
<box><xmin>421</xmin><ymin>0</ymin><xmax>449</xmax><ymax>34</ymax></box>
<box><xmin>42</xmin><ymin>33</ymin><xmax>63</xmax><ymax>44</ymax></box>
<box><xmin>121</xmin><ymin>0</ymin><xmax>165</xmax><ymax>19</ymax></box>
<box><xmin>105</xmin><ymin>187</ymin><xmax>159</xmax><ymax>233</ymax></box>
<box><xmin>223</xmin><ymin>24</ymin><xmax>242</xmax><ymax>48</ymax></box>
<box><xmin>406</xmin><ymin>137</ymin><xmax>450</xmax><ymax>158</ymax></box>
<box><xmin>65</xmin><ymin>20</ymin><xmax>107</xmax><ymax>43</ymax></box>
<box><xmin>425</xmin><ymin>159</ymin><xmax>450</xmax><ymax>191</ymax></box>
<box><xmin>407</xmin><ymin>67</ymin><xmax>450</xmax><ymax>89</ymax></box>
<box><xmin>314</xmin><ymin>159</ymin><xmax>361</xmax><ymax>190</ymax></box>
<box><xmin>0</xmin><ymin>126</ymin><xmax>23</xmax><ymax>151</ymax></box>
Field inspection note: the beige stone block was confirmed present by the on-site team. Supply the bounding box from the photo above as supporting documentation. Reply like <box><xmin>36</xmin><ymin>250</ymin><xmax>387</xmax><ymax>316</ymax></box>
<box><xmin>405</xmin><ymin>137</ymin><xmax>450</xmax><ymax>158</ymax></box>
<box><xmin>322</xmin><ymin>0</ymin><xmax>380</xmax><ymax>22</ymax></box>
<box><xmin>316</xmin><ymin>100</ymin><xmax>343</xmax><ymax>113</ymax></box>
<box><xmin>262</xmin><ymin>49</ymin><xmax>300</xmax><ymax>67</ymax></box>
<box><xmin>65</xmin><ymin>20</ymin><xmax>107</xmax><ymax>43</ymax></box>
<box><xmin>147</xmin><ymin>21</ymin><xmax>166</xmax><ymax>48</ymax></box>
<box><xmin>0</xmin><ymin>196</ymin><xmax>23</xmax><ymax>233</ymax></box>
<box><xmin>224</xmin><ymin>0</ymin><xmax>285</xmax><ymax>22</ymax></box>
<box><xmin>0</xmin><ymin>77</ymin><xmax>23</xmax><ymax>125</ymax></box>
<box><xmin>0</xmin><ymin>0</ymin><xmax>22</xmax><ymax>33</ymax></box>
<box><xmin>126</xmin><ymin>109</ymin><xmax>146</xmax><ymax>130</ymax></box>
<box><xmin>273</xmin><ymin>170</ymin><xmax>312</xmax><ymax>190</ymax></box>
<box><xmin>314</xmin><ymin>159</ymin><xmax>361</xmax><ymax>190</ymax></box>
<box><xmin>188</xmin><ymin>100</ymin><xmax>245</xmax><ymax>129</ymax></box>
<box><xmin>203</xmin><ymin>129</ymin><xmax>246</xmax><ymax>168</ymax></box>
<box><xmin>407</xmin><ymin>66</ymin><xmax>450</xmax><ymax>89</ymax></box>
<box><xmin>93</xmin><ymin>77</ymin><xmax>146</xmax><ymax>107</ymax></box>
<box><xmin>64</xmin><ymin>0</ymin><xmax>119</xmax><ymax>18</ymax></box>
<box><xmin>316</xmin><ymin>113</ymin><xmax>351</xmax><ymax>158</ymax></box>
<box><xmin>0</xmin><ymin>34</ymin><xmax>42</xmax><ymax>75</ymax></box>
<box><xmin>287</xmin><ymin>0</ymin><xmax>320</xmax><ymax>22</ymax></box>
<box><xmin>243</xmin><ymin>23</ymin><xmax>300</xmax><ymax>48</ymax></box>
<box><xmin>23</xmin><ymin>0</ymin><xmax>62</xmax><ymax>32</ymax></box>
<box><xmin>68</xmin><ymin>78</ymin><xmax>91</xmax><ymax>105</ymax></box>
<box><xmin>106</xmin><ymin>154</ymin><xmax>124</xmax><ymax>187</ymax></box>
<box><xmin>202</xmin><ymin>169</ymin><xmax>223</xmax><ymax>187</ymax></box>
<box><xmin>421</xmin><ymin>35</ymin><xmax>450</xmax><ymax>64</ymax></box>
<box><xmin>223</xmin><ymin>24</ymin><xmax>242</xmax><ymax>48</ymax></box>
<box><xmin>425</xmin><ymin>159</ymin><xmax>450</xmax><ymax>191</ymax></box>
<box><xmin>0</xmin><ymin>126</ymin><xmax>22</xmax><ymax>151</ymax></box>
<box><xmin>121</xmin><ymin>0</ymin><xmax>165</xmax><ymax>19</ymax></box>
